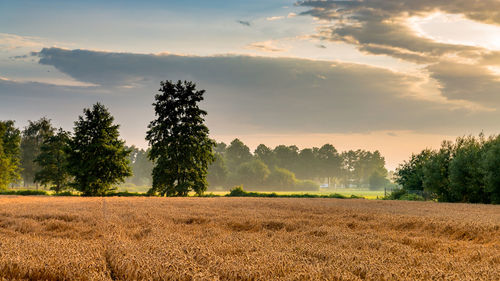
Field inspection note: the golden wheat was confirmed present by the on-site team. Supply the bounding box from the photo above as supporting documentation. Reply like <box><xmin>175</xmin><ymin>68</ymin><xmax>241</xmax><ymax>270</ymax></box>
<box><xmin>0</xmin><ymin>196</ymin><xmax>499</xmax><ymax>280</ymax></box>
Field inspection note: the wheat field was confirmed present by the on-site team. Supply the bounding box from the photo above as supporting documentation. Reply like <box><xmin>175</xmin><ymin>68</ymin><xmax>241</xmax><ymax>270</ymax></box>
<box><xmin>0</xmin><ymin>196</ymin><xmax>498</xmax><ymax>280</ymax></box>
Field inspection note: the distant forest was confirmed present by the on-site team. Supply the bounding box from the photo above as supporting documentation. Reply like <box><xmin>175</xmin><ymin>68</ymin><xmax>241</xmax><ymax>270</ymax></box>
<box><xmin>1</xmin><ymin>118</ymin><xmax>391</xmax><ymax>193</ymax></box>
<box><xmin>127</xmin><ymin>139</ymin><xmax>391</xmax><ymax>192</ymax></box>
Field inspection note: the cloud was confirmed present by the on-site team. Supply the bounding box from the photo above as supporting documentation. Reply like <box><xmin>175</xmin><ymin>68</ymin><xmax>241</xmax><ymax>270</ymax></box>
<box><xmin>14</xmin><ymin>47</ymin><xmax>500</xmax><ymax>137</ymax></box>
<box><xmin>237</xmin><ymin>20</ymin><xmax>251</xmax><ymax>27</ymax></box>
<box><xmin>287</xmin><ymin>13</ymin><xmax>297</xmax><ymax>18</ymax></box>
<box><xmin>266</xmin><ymin>16</ymin><xmax>284</xmax><ymax>21</ymax></box>
<box><xmin>0</xmin><ymin>33</ymin><xmax>45</xmax><ymax>51</ymax></box>
<box><xmin>298</xmin><ymin>0</ymin><xmax>500</xmax><ymax>107</ymax></box>
<box><xmin>245</xmin><ymin>41</ymin><xmax>287</xmax><ymax>53</ymax></box>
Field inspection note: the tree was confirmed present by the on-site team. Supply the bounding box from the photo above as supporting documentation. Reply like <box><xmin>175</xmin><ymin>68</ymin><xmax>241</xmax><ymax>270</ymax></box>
<box><xmin>126</xmin><ymin>146</ymin><xmax>153</xmax><ymax>186</ymax></box>
<box><xmin>422</xmin><ymin>141</ymin><xmax>453</xmax><ymax>201</ymax></box>
<box><xmin>368</xmin><ymin>169</ymin><xmax>389</xmax><ymax>190</ymax></box>
<box><xmin>296</xmin><ymin>148</ymin><xmax>318</xmax><ymax>180</ymax></box>
<box><xmin>254</xmin><ymin>144</ymin><xmax>274</xmax><ymax>167</ymax></box>
<box><xmin>483</xmin><ymin>136</ymin><xmax>500</xmax><ymax>204</ymax></box>
<box><xmin>34</xmin><ymin>129</ymin><xmax>71</xmax><ymax>193</ymax></box>
<box><xmin>207</xmin><ymin>153</ymin><xmax>228</xmax><ymax>187</ymax></box>
<box><xmin>67</xmin><ymin>103</ymin><xmax>132</xmax><ymax>196</ymax></box>
<box><xmin>0</xmin><ymin>121</ymin><xmax>21</xmax><ymax>189</ymax></box>
<box><xmin>234</xmin><ymin>159</ymin><xmax>270</xmax><ymax>186</ymax></box>
<box><xmin>20</xmin><ymin>117</ymin><xmax>55</xmax><ymax>187</ymax></box>
<box><xmin>273</xmin><ymin>145</ymin><xmax>299</xmax><ymax>172</ymax></box>
<box><xmin>395</xmin><ymin>149</ymin><xmax>433</xmax><ymax>191</ymax></box>
<box><xmin>317</xmin><ymin>144</ymin><xmax>342</xmax><ymax>187</ymax></box>
<box><xmin>146</xmin><ymin>80</ymin><xmax>215</xmax><ymax>196</ymax></box>
<box><xmin>267</xmin><ymin>167</ymin><xmax>296</xmax><ymax>188</ymax></box>
<box><xmin>448</xmin><ymin>136</ymin><xmax>487</xmax><ymax>203</ymax></box>
<box><xmin>225</xmin><ymin>139</ymin><xmax>252</xmax><ymax>170</ymax></box>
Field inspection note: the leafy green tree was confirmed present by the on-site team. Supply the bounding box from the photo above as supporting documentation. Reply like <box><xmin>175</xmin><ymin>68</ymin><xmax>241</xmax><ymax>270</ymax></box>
<box><xmin>126</xmin><ymin>146</ymin><xmax>153</xmax><ymax>186</ymax></box>
<box><xmin>448</xmin><ymin>136</ymin><xmax>487</xmax><ymax>203</ymax></box>
<box><xmin>234</xmin><ymin>159</ymin><xmax>270</xmax><ymax>186</ymax></box>
<box><xmin>296</xmin><ymin>148</ymin><xmax>318</xmax><ymax>180</ymax></box>
<box><xmin>34</xmin><ymin>129</ymin><xmax>71</xmax><ymax>193</ymax></box>
<box><xmin>146</xmin><ymin>80</ymin><xmax>215</xmax><ymax>196</ymax></box>
<box><xmin>273</xmin><ymin>145</ymin><xmax>299</xmax><ymax>172</ymax></box>
<box><xmin>20</xmin><ymin>117</ymin><xmax>55</xmax><ymax>187</ymax></box>
<box><xmin>422</xmin><ymin>141</ymin><xmax>453</xmax><ymax>201</ymax></box>
<box><xmin>395</xmin><ymin>149</ymin><xmax>433</xmax><ymax>191</ymax></box>
<box><xmin>267</xmin><ymin>167</ymin><xmax>296</xmax><ymax>188</ymax></box>
<box><xmin>214</xmin><ymin>142</ymin><xmax>227</xmax><ymax>155</ymax></box>
<box><xmin>208</xmin><ymin>153</ymin><xmax>228</xmax><ymax>187</ymax></box>
<box><xmin>0</xmin><ymin>121</ymin><xmax>21</xmax><ymax>189</ymax></box>
<box><xmin>225</xmin><ymin>138</ymin><xmax>252</xmax><ymax>171</ymax></box>
<box><xmin>67</xmin><ymin>103</ymin><xmax>132</xmax><ymax>196</ymax></box>
<box><xmin>318</xmin><ymin>144</ymin><xmax>342</xmax><ymax>187</ymax></box>
<box><xmin>368</xmin><ymin>169</ymin><xmax>389</xmax><ymax>190</ymax></box>
<box><xmin>254</xmin><ymin>144</ymin><xmax>274</xmax><ymax>167</ymax></box>
<box><xmin>483</xmin><ymin>136</ymin><xmax>500</xmax><ymax>204</ymax></box>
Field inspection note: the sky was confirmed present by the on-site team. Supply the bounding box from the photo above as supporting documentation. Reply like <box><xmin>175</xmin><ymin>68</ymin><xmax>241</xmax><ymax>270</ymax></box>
<box><xmin>2</xmin><ymin>0</ymin><xmax>500</xmax><ymax>170</ymax></box>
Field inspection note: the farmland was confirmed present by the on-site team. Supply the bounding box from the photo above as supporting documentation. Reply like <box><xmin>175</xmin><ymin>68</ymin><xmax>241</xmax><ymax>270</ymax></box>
<box><xmin>0</xmin><ymin>197</ymin><xmax>499</xmax><ymax>280</ymax></box>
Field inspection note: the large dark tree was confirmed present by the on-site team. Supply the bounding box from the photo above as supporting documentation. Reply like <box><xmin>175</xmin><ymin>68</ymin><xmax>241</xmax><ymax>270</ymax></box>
<box><xmin>67</xmin><ymin>103</ymin><xmax>132</xmax><ymax>196</ymax></box>
<box><xmin>34</xmin><ymin>128</ymin><xmax>71</xmax><ymax>193</ymax></box>
<box><xmin>146</xmin><ymin>80</ymin><xmax>215</xmax><ymax>196</ymax></box>
<box><xmin>0</xmin><ymin>121</ymin><xmax>21</xmax><ymax>189</ymax></box>
<box><xmin>20</xmin><ymin>117</ymin><xmax>55</xmax><ymax>187</ymax></box>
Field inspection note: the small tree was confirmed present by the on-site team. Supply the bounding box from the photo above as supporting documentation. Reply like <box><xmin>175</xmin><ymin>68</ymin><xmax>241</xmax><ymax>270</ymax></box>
<box><xmin>146</xmin><ymin>80</ymin><xmax>215</xmax><ymax>196</ymax></box>
<box><xmin>20</xmin><ymin>117</ymin><xmax>55</xmax><ymax>187</ymax></box>
<box><xmin>0</xmin><ymin>121</ymin><xmax>21</xmax><ymax>189</ymax></box>
<box><xmin>67</xmin><ymin>103</ymin><xmax>132</xmax><ymax>196</ymax></box>
<box><xmin>34</xmin><ymin>129</ymin><xmax>71</xmax><ymax>193</ymax></box>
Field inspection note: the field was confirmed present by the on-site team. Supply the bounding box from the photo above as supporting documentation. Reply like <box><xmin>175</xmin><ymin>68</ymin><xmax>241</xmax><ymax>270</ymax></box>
<box><xmin>0</xmin><ymin>197</ymin><xmax>498</xmax><ymax>280</ymax></box>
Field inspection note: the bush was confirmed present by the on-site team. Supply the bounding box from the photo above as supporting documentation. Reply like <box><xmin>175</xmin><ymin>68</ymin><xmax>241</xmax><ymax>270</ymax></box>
<box><xmin>385</xmin><ymin>188</ymin><xmax>407</xmax><ymax>200</ymax></box>
<box><xmin>294</xmin><ymin>180</ymin><xmax>320</xmax><ymax>191</ymax></box>
<box><xmin>226</xmin><ymin>186</ymin><xmax>363</xmax><ymax>199</ymax></box>
<box><xmin>0</xmin><ymin>189</ymin><xmax>48</xmax><ymax>196</ymax></box>
<box><xmin>53</xmin><ymin>191</ymin><xmax>79</xmax><ymax>196</ymax></box>
<box><xmin>399</xmin><ymin>193</ymin><xmax>425</xmax><ymax>201</ymax></box>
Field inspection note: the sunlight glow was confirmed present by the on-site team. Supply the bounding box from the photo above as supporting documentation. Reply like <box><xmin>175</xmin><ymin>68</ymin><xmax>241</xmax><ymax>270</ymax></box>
<box><xmin>409</xmin><ymin>12</ymin><xmax>500</xmax><ymax>50</ymax></box>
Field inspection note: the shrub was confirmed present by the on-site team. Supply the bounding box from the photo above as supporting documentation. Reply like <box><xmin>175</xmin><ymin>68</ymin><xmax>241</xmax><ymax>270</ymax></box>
<box><xmin>0</xmin><ymin>189</ymin><xmax>48</xmax><ymax>196</ymax></box>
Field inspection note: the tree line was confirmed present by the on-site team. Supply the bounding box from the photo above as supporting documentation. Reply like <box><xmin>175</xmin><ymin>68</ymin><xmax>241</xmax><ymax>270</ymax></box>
<box><xmin>395</xmin><ymin>134</ymin><xmax>500</xmax><ymax>204</ymax></box>
<box><xmin>206</xmin><ymin>139</ymin><xmax>390</xmax><ymax>191</ymax></box>
<box><xmin>0</xmin><ymin>80</ymin><xmax>215</xmax><ymax>196</ymax></box>
<box><xmin>1</xmin><ymin>80</ymin><xmax>390</xmax><ymax>195</ymax></box>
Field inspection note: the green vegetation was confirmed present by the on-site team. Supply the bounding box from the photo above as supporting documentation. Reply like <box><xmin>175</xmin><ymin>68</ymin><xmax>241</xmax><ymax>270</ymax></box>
<box><xmin>20</xmin><ymin>117</ymin><xmax>55</xmax><ymax>188</ymax></box>
<box><xmin>0</xmin><ymin>189</ymin><xmax>48</xmax><ymax>196</ymax></box>
<box><xmin>34</xmin><ymin>129</ymin><xmax>71</xmax><ymax>193</ymax></box>
<box><xmin>395</xmin><ymin>134</ymin><xmax>500</xmax><ymax>204</ymax></box>
<box><xmin>67</xmin><ymin>103</ymin><xmax>132</xmax><ymax>196</ymax></box>
<box><xmin>207</xmin><ymin>139</ymin><xmax>390</xmax><ymax>192</ymax></box>
<box><xmin>225</xmin><ymin>186</ymin><xmax>363</xmax><ymax>199</ymax></box>
<box><xmin>0</xmin><ymin>121</ymin><xmax>21</xmax><ymax>190</ymax></box>
<box><xmin>146</xmin><ymin>80</ymin><xmax>215</xmax><ymax>196</ymax></box>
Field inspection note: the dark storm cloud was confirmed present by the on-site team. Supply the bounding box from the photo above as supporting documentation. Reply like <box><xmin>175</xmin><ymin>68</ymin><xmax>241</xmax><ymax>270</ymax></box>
<box><xmin>13</xmin><ymin>47</ymin><xmax>498</xmax><ymax>136</ymax></box>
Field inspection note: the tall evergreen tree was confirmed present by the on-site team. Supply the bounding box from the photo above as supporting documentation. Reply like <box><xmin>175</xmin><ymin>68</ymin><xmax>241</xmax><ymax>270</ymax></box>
<box><xmin>0</xmin><ymin>121</ymin><xmax>21</xmax><ymax>189</ymax></box>
<box><xmin>146</xmin><ymin>80</ymin><xmax>215</xmax><ymax>196</ymax></box>
<box><xmin>67</xmin><ymin>103</ymin><xmax>132</xmax><ymax>196</ymax></box>
<box><xmin>20</xmin><ymin>117</ymin><xmax>55</xmax><ymax>187</ymax></box>
<box><xmin>34</xmin><ymin>129</ymin><xmax>71</xmax><ymax>193</ymax></box>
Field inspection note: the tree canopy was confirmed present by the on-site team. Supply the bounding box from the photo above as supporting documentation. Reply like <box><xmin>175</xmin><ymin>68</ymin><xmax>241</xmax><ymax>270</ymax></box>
<box><xmin>146</xmin><ymin>80</ymin><xmax>215</xmax><ymax>196</ymax></box>
<box><xmin>0</xmin><ymin>121</ymin><xmax>21</xmax><ymax>189</ymax></box>
<box><xmin>67</xmin><ymin>103</ymin><xmax>132</xmax><ymax>196</ymax></box>
<box><xmin>34</xmin><ymin>129</ymin><xmax>71</xmax><ymax>193</ymax></box>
